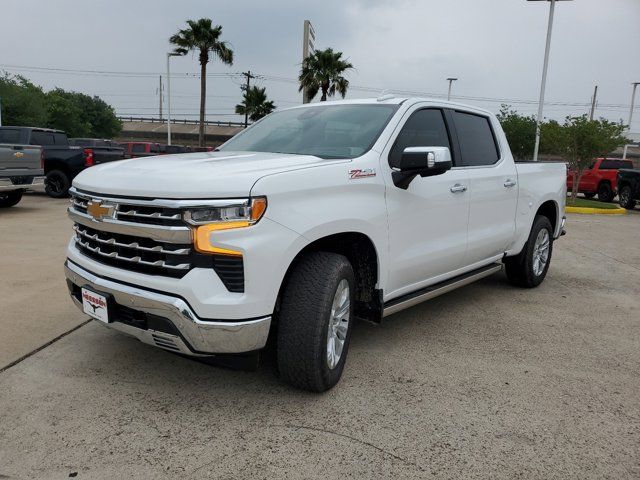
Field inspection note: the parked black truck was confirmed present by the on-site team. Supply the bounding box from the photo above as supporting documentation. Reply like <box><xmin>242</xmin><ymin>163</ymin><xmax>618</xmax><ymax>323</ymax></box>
<box><xmin>70</xmin><ymin>138</ymin><xmax>125</xmax><ymax>165</ymax></box>
<box><xmin>0</xmin><ymin>127</ymin><xmax>123</xmax><ymax>198</ymax></box>
<box><xmin>617</xmin><ymin>168</ymin><xmax>640</xmax><ymax>210</ymax></box>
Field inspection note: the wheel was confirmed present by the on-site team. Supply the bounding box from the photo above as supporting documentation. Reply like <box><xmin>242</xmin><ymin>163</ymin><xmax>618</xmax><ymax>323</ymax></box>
<box><xmin>597</xmin><ymin>183</ymin><xmax>614</xmax><ymax>203</ymax></box>
<box><xmin>505</xmin><ymin>215</ymin><xmax>553</xmax><ymax>288</ymax></box>
<box><xmin>0</xmin><ymin>190</ymin><xmax>23</xmax><ymax>208</ymax></box>
<box><xmin>583</xmin><ymin>192</ymin><xmax>596</xmax><ymax>199</ymax></box>
<box><xmin>277</xmin><ymin>252</ymin><xmax>355</xmax><ymax>392</ymax></box>
<box><xmin>45</xmin><ymin>170</ymin><xmax>71</xmax><ymax>198</ymax></box>
<box><xmin>618</xmin><ymin>185</ymin><xmax>636</xmax><ymax>210</ymax></box>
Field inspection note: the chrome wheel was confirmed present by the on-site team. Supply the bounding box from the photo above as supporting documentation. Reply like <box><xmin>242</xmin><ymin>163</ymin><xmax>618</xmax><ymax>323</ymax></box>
<box><xmin>326</xmin><ymin>279</ymin><xmax>350</xmax><ymax>369</ymax></box>
<box><xmin>532</xmin><ymin>229</ymin><xmax>550</xmax><ymax>277</ymax></box>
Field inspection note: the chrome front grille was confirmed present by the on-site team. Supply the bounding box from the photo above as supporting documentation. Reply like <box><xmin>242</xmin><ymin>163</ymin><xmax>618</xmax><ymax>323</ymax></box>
<box><xmin>74</xmin><ymin>224</ymin><xmax>193</xmax><ymax>277</ymax></box>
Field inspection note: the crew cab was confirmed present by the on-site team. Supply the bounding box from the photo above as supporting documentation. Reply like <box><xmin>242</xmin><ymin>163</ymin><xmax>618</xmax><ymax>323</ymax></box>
<box><xmin>0</xmin><ymin>127</ymin><xmax>95</xmax><ymax>198</ymax></box>
<box><xmin>617</xmin><ymin>168</ymin><xmax>640</xmax><ymax>210</ymax></box>
<box><xmin>566</xmin><ymin>158</ymin><xmax>634</xmax><ymax>202</ymax></box>
<box><xmin>120</xmin><ymin>142</ymin><xmax>162</xmax><ymax>159</ymax></box>
<box><xmin>0</xmin><ymin>129</ymin><xmax>44</xmax><ymax>208</ymax></box>
<box><xmin>64</xmin><ymin>98</ymin><xmax>566</xmax><ymax>391</ymax></box>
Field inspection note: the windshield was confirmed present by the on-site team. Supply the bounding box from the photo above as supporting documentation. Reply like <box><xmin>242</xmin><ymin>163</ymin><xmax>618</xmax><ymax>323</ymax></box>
<box><xmin>219</xmin><ymin>104</ymin><xmax>399</xmax><ymax>159</ymax></box>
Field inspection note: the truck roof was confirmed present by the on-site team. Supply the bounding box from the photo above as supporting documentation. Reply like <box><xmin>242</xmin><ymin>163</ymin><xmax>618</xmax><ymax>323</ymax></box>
<box><xmin>0</xmin><ymin>126</ymin><xmax>66</xmax><ymax>134</ymax></box>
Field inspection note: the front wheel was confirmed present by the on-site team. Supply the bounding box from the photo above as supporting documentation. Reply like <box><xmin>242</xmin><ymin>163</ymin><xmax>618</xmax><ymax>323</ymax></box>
<box><xmin>597</xmin><ymin>183</ymin><xmax>614</xmax><ymax>203</ymax></box>
<box><xmin>618</xmin><ymin>186</ymin><xmax>636</xmax><ymax>210</ymax></box>
<box><xmin>277</xmin><ymin>252</ymin><xmax>355</xmax><ymax>392</ymax></box>
<box><xmin>0</xmin><ymin>190</ymin><xmax>23</xmax><ymax>208</ymax></box>
<box><xmin>505</xmin><ymin>215</ymin><xmax>553</xmax><ymax>288</ymax></box>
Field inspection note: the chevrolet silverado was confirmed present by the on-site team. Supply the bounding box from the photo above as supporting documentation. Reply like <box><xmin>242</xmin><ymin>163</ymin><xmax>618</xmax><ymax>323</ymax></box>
<box><xmin>64</xmin><ymin>97</ymin><xmax>566</xmax><ymax>391</ymax></box>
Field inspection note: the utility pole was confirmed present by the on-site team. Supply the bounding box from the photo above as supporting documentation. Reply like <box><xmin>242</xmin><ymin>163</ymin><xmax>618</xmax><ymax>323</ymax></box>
<box><xmin>241</xmin><ymin>70</ymin><xmax>255</xmax><ymax>128</ymax></box>
<box><xmin>589</xmin><ymin>85</ymin><xmax>598</xmax><ymax>120</ymax></box>
<box><xmin>446</xmin><ymin>78</ymin><xmax>458</xmax><ymax>101</ymax></box>
<box><xmin>158</xmin><ymin>75</ymin><xmax>163</xmax><ymax>120</ymax></box>
<box><xmin>166</xmin><ymin>52</ymin><xmax>182</xmax><ymax>146</ymax></box>
<box><xmin>628</xmin><ymin>82</ymin><xmax>640</xmax><ymax>131</ymax></box>
<box><xmin>302</xmin><ymin>20</ymin><xmax>315</xmax><ymax>104</ymax></box>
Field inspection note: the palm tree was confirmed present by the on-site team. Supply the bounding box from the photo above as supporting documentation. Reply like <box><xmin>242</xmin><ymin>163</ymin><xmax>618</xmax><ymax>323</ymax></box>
<box><xmin>235</xmin><ymin>86</ymin><xmax>276</xmax><ymax>125</ymax></box>
<box><xmin>298</xmin><ymin>48</ymin><xmax>354</xmax><ymax>102</ymax></box>
<box><xmin>169</xmin><ymin>18</ymin><xmax>233</xmax><ymax>146</ymax></box>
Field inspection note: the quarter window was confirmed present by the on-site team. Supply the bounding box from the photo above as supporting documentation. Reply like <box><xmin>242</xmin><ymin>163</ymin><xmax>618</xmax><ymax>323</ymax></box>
<box><xmin>30</xmin><ymin>131</ymin><xmax>56</xmax><ymax>145</ymax></box>
<box><xmin>0</xmin><ymin>129</ymin><xmax>21</xmax><ymax>144</ymax></box>
<box><xmin>389</xmin><ymin>109</ymin><xmax>451</xmax><ymax>168</ymax></box>
<box><xmin>453</xmin><ymin>111</ymin><xmax>499</xmax><ymax>166</ymax></box>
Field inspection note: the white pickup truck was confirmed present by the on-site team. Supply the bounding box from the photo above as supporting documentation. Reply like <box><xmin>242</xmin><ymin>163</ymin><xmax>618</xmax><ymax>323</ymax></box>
<box><xmin>64</xmin><ymin>97</ymin><xmax>566</xmax><ymax>391</ymax></box>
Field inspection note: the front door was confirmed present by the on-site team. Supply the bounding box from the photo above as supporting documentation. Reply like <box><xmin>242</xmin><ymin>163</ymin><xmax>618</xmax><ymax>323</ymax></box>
<box><xmin>382</xmin><ymin>107</ymin><xmax>470</xmax><ymax>300</ymax></box>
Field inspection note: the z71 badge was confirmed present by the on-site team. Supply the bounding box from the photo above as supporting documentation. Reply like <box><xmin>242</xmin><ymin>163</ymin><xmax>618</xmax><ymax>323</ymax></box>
<box><xmin>348</xmin><ymin>168</ymin><xmax>376</xmax><ymax>180</ymax></box>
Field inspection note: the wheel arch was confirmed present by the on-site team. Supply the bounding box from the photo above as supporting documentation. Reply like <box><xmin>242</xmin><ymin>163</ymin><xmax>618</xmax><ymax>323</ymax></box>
<box><xmin>536</xmin><ymin>199</ymin><xmax>559</xmax><ymax>233</ymax></box>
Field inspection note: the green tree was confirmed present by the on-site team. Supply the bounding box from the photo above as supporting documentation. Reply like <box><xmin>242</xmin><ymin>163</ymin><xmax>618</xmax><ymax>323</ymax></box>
<box><xmin>170</xmin><ymin>18</ymin><xmax>234</xmax><ymax>146</ymax></box>
<box><xmin>0</xmin><ymin>73</ymin><xmax>47</xmax><ymax>127</ymax></box>
<box><xmin>496</xmin><ymin>105</ymin><xmax>537</xmax><ymax>160</ymax></box>
<box><xmin>550</xmin><ymin>115</ymin><xmax>629</xmax><ymax>203</ymax></box>
<box><xmin>44</xmin><ymin>89</ymin><xmax>121</xmax><ymax>138</ymax></box>
<box><xmin>235</xmin><ymin>86</ymin><xmax>276</xmax><ymax>123</ymax></box>
<box><xmin>299</xmin><ymin>48</ymin><xmax>353</xmax><ymax>102</ymax></box>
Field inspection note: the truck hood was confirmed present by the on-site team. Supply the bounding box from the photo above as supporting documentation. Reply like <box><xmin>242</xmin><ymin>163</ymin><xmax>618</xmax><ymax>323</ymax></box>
<box><xmin>72</xmin><ymin>151</ymin><xmax>340</xmax><ymax>198</ymax></box>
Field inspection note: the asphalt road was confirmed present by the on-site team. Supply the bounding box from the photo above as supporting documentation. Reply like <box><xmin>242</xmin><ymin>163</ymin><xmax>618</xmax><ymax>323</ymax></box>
<box><xmin>0</xmin><ymin>194</ymin><xmax>639</xmax><ymax>479</ymax></box>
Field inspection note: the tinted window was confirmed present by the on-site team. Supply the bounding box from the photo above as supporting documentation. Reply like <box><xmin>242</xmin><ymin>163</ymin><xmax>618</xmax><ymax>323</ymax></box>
<box><xmin>71</xmin><ymin>139</ymin><xmax>91</xmax><ymax>146</ymax></box>
<box><xmin>131</xmin><ymin>144</ymin><xmax>145</xmax><ymax>153</ymax></box>
<box><xmin>0</xmin><ymin>129</ymin><xmax>21</xmax><ymax>144</ymax></box>
<box><xmin>150</xmin><ymin>144</ymin><xmax>160</xmax><ymax>153</ymax></box>
<box><xmin>454</xmin><ymin>112</ymin><xmax>499</xmax><ymax>166</ymax></box>
<box><xmin>600</xmin><ymin>160</ymin><xmax>633</xmax><ymax>170</ymax></box>
<box><xmin>389</xmin><ymin>109</ymin><xmax>451</xmax><ymax>168</ymax></box>
<box><xmin>54</xmin><ymin>133</ymin><xmax>68</xmax><ymax>145</ymax></box>
<box><xmin>30</xmin><ymin>131</ymin><xmax>56</xmax><ymax>145</ymax></box>
<box><xmin>219</xmin><ymin>104</ymin><xmax>398</xmax><ymax>159</ymax></box>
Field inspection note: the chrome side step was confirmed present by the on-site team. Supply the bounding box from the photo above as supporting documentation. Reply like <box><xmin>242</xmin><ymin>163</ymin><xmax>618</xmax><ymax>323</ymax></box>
<box><xmin>382</xmin><ymin>263</ymin><xmax>503</xmax><ymax>317</ymax></box>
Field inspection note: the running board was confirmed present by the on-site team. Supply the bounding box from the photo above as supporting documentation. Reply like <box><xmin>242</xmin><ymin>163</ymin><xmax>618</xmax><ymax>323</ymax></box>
<box><xmin>382</xmin><ymin>263</ymin><xmax>503</xmax><ymax>317</ymax></box>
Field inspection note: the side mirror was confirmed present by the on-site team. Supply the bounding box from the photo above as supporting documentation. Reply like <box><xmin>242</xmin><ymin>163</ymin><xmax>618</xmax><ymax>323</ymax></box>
<box><xmin>392</xmin><ymin>146</ymin><xmax>452</xmax><ymax>189</ymax></box>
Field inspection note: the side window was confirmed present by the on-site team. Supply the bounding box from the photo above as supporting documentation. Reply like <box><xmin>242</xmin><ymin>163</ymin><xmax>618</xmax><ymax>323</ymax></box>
<box><xmin>0</xmin><ymin>129</ymin><xmax>21</xmax><ymax>144</ymax></box>
<box><xmin>30</xmin><ymin>131</ymin><xmax>55</xmax><ymax>145</ymax></box>
<box><xmin>453</xmin><ymin>111</ymin><xmax>499</xmax><ymax>166</ymax></box>
<box><xmin>389</xmin><ymin>109</ymin><xmax>451</xmax><ymax>168</ymax></box>
<box><xmin>131</xmin><ymin>144</ymin><xmax>145</xmax><ymax>153</ymax></box>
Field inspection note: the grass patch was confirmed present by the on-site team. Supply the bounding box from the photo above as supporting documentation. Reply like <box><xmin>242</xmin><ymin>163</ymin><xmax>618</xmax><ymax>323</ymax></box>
<box><xmin>566</xmin><ymin>197</ymin><xmax>620</xmax><ymax>209</ymax></box>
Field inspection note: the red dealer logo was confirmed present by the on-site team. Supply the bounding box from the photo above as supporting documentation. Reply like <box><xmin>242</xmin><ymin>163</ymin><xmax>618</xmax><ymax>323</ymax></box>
<box><xmin>83</xmin><ymin>291</ymin><xmax>106</xmax><ymax>310</ymax></box>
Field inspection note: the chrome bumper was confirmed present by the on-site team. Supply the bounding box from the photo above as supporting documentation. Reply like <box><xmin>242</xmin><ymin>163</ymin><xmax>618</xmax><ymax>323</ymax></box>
<box><xmin>0</xmin><ymin>175</ymin><xmax>45</xmax><ymax>192</ymax></box>
<box><xmin>64</xmin><ymin>261</ymin><xmax>271</xmax><ymax>356</ymax></box>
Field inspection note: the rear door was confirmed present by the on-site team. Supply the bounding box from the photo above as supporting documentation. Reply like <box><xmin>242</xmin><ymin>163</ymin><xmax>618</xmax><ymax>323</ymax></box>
<box><xmin>452</xmin><ymin>110</ymin><xmax>517</xmax><ymax>265</ymax></box>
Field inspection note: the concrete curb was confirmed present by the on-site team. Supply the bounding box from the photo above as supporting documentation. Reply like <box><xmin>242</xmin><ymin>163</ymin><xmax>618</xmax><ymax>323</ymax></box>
<box><xmin>566</xmin><ymin>206</ymin><xmax>627</xmax><ymax>215</ymax></box>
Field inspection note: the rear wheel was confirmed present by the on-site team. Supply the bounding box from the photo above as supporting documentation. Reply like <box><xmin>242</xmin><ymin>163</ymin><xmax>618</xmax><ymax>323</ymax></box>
<box><xmin>277</xmin><ymin>252</ymin><xmax>354</xmax><ymax>392</ymax></box>
<box><xmin>618</xmin><ymin>185</ymin><xmax>636</xmax><ymax>210</ymax></box>
<box><xmin>0</xmin><ymin>190</ymin><xmax>23</xmax><ymax>208</ymax></box>
<box><xmin>45</xmin><ymin>170</ymin><xmax>71</xmax><ymax>198</ymax></box>
<box><xmin>505</xmin><ymin>215</ymin><xmax>553</xmax><ymax>288</ymax></box>
<box><xmin>597</xmin><ymin>183</ymin><xmax>614</xmax><ymax>203</ymax></box>
<box><xmin>583</xmin><ymin>192</ymin><xmax>596</xmax><ymax>199</ymax></box>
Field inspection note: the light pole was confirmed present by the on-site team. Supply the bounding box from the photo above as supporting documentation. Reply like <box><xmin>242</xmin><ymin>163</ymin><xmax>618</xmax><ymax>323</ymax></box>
<box><xmin>627</xmin><ymin>82</ymin><xmax>640</xmax><ymax>132</ymax></box>
<box><xmin>446</xmin><ymin>78</ymin><xmax>458</xmax><ymax>101</ymax></box>
<box><xmin>528</xmin><ymin>0</ymin><xmax>572</xmax><ymax>162</ymax></box>
<box><xmin>166</xmin><ymin>52</ymin><xmax>182</xmax><ymax>146</ymax></box>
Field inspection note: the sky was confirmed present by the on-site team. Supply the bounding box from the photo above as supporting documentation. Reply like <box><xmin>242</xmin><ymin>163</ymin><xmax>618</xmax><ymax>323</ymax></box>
<box><xmin>1</xmin><ymin>0</ymin><xmax>639</xmax><ymax>132</ymax></box>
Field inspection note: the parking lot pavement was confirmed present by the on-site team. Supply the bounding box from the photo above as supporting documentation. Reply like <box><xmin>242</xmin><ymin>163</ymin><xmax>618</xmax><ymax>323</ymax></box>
<box><xmin>1</xmin><ymin>196</ymin><xmax>639</xmax><ymax>479</ymax></box>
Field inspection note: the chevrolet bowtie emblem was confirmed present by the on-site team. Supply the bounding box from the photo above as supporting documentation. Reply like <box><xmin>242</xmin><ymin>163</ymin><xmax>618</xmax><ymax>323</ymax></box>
<box><xmin>86</xmin><ymin>201</ymin><xmax>115</xmax><ymax>221</ymax></box>
<box><xmin>13</xmin><ymin>152</ymin><xmax>24</xmax><ymax>158</ymax></box>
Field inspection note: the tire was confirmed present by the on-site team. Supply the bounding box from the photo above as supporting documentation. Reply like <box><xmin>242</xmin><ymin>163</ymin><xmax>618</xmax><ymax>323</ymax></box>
<box><xmin>583</xmin><ymin>192</ymin><xmax>596</xmax><ymax>199</ymax></box>
<box><xmin>0</xmin><ymin>190</ymin><xmax>23</xmax><ymax>208</ymax></box>
<box><xmin>597</xmin><ymin>182</ymin><xmax>614</xmax><ymax>203</ymax></box>
<box><xmin>505</xmin><ymin>215</ymin><xmax>553</xmax><ymax>288</ymax></box>
<box><xmin>45</xmin><ymin>170</ymin><xmax>71</xmax><ymax>198</ymax></box>
<box><xmin>277</xmin><ymin>252</ymin><xmax>355</xmax><ymax>392</ymax></box>
<box><xmin>618</xmin><ymin>185</ymin><xmax>636</xmax><ymax>210</ymax></box>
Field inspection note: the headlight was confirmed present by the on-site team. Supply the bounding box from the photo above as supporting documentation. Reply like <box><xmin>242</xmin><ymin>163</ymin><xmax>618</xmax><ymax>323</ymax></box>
<box><xmin>184</xmin><ymin>197</ymin><xmax>267</xmax><ymax>255</ymax></box>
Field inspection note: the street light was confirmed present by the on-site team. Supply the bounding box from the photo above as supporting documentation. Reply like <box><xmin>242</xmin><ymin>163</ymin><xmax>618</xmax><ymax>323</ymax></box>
<box><xmin>528</xmin><ymin>0</ymin><xmax>572</xmax><ymax>162</ymax></box>
<box><xmin>627</xmin><ymin>82</ymin><xmax>640</xmax><ymax>132</ymax></box>
<box><xmin>446</xmin><ymin>78</ymin><xmax>458</xmax><ymax>101</ymax></box>
<box><xmin>166</xmin><ymin>52</ymin><xmax>183</xmax><ymax>146</ymax></box>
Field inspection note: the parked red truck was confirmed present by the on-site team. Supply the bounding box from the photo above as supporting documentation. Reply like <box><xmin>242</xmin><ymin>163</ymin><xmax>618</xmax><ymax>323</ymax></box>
<box><xmin>566</xmin><ymin>158</ymin><xmax>634</xmax><ymax>202</ymax></box>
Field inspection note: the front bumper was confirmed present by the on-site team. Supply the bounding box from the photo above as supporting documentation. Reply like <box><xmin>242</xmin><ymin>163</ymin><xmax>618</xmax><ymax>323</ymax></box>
<box><xmin>64</xmin><ymin>260</ymin><xmax>271</xmax><ymax>356</ymax></box>
<box><xmin>0</xmin><ymin>175</ymin><xmax>45</xmax><ymax>192</ymax></box>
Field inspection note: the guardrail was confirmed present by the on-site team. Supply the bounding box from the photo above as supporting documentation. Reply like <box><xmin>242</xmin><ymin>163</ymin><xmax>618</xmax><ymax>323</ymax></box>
<box><xmin>117</xmin><ymin>116</ymin><xmax>246</xmax><ymax>128</ymax></box>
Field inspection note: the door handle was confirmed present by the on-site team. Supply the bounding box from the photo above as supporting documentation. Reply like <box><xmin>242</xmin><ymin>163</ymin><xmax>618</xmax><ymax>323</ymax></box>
<box><xmin>504</xmin><ymin>179</ymin><xmax>517</xmax><ymax>188</ymax></box>
<box><xmin>450</xmin><ymin>184</ymin><xmax>467</xmax><ymax>193</ymax></box>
